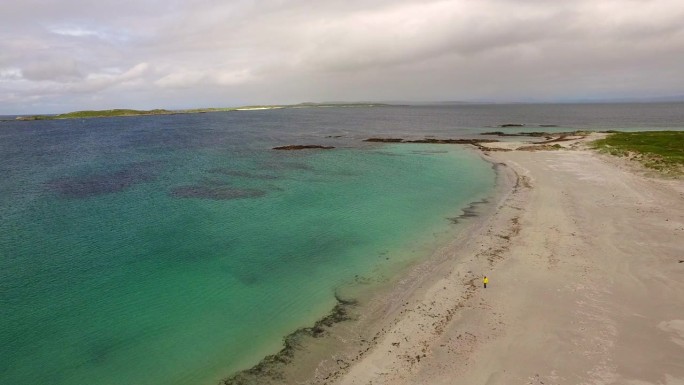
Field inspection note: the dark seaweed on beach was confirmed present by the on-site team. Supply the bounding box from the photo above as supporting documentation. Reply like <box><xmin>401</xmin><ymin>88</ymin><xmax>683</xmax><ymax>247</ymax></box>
<box><xmin>46</xmin><ymin>161</ymin><xmax>160</xmax><ymax>198</ymax></box>
<box><xmin>221</xmin><ymin>294</ymin><xmax>357</xmax><ymax>385</ymax></box>
<box><xmin>447</xmin><ymin>199</ymin><xmax>489</xmax><ymax>224</ymax></box>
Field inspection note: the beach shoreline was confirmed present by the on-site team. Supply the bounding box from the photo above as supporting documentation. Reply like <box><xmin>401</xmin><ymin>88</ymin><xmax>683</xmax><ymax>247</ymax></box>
<box><xmin>220</xmin><ymin>133</ymin><xmax>684</xmax><ymax>385</ymax></box>
<box><xmin>219</xmin><ymin>146</ymin><xmax>516</xmax><ymax>385</ymax></box>
<box><xmin>332</xmin><ymin>134</ymin><xmax>684</xmax><ymax>384</ymax></box>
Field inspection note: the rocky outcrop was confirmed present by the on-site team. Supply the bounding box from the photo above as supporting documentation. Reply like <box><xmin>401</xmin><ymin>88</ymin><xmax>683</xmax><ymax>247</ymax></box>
<box><xmin>482</xmin><ymin>131</ymin><xmax>549</xmax><ymax>137</ymax></box>
<box><xmin>406</xmin><ymin>138</ymin><xmax>499</xmax><ymax>144</ymax></box>
<box><xmin>272</xmin><ymin>145</ymin><xmax>335</xmax><ymax>150</ymax></box>
<box><xmin>364</xmin><ymin>138</ymin><xmax>499</xmax><ymax>145</ymax></box>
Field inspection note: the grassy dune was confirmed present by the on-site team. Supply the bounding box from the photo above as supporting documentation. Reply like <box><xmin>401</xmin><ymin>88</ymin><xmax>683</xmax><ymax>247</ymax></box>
<box><xmin>592</xmin><ymin>131</ymin><xmax>684</xmax><ymax>174</ymax></box>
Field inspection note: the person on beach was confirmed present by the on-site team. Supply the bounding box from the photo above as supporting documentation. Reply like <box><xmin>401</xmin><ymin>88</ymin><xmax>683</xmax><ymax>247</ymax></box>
<box><xmin>483</xmin><ymin>276</ymin><xmax>488</xmax><ymax>288</ymax></box>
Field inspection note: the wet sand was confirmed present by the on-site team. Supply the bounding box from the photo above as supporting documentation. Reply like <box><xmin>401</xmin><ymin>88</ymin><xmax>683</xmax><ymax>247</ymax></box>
<box><xmin>333</xmin><ymin>134</ymin><xmax>684</xmax><ymax>385</ymax></box>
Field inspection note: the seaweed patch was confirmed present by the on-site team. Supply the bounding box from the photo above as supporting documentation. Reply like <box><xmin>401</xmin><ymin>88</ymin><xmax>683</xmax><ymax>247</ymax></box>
<box><xmin>170</xmin><ymin>186</ymin><xmax>266</xmax><ymax>200</ymax></box>
<box><xmin>207</xmin><ymin>169</ymin><xmax>278</xmax><ymax>180</ymax></box>
<box><xmin>46</xmin><ymin>162</ymin><xmax>159</xmax><ymax>198</ymax></box>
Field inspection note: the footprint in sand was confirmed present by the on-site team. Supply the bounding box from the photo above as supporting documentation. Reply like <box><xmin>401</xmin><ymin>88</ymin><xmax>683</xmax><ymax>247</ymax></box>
<box><xmin>658</xmin><ymin>320</ymin><xmax>684</xmax><ymax>348</ymax></box>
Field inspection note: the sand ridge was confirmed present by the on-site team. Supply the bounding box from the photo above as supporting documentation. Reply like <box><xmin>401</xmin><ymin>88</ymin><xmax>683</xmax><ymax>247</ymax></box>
<box><xmin>334</xmin><ymin>135</ymin><xmax>684</xmax><ymax>385</ymax></box>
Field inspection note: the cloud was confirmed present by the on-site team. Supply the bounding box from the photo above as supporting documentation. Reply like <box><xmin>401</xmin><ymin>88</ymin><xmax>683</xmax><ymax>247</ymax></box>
<box><xmin>155</xmin><ymin>71</ymin><xmax>205</xmax><ymax>89</ymax></box>
<box><xmin>21</xmin><ymin>58</ymin><xmax>83</xmax><ymax>82</ymax></box>
<box><xmin>48</xmin><ymin>25</ymin><xmax>132</xmax><ymax>43</ymax></box>
<box><xmin>50</xmin><ymin>26</ymin><xmax>106</xmax><ymax>38</ymax></box>
<box><xmin>288</xmin><ymin>1</ymin><xmax>555</xmax><ymax>72</ymax></box>
<box><xmin>0</xmin><ymin>68</ymin><xmax>22</xmax><ymax>80</ymax></box>
<box><xmin>155</xmin><ymin>68</ymin><xmax>254</xmax><ymax>89</ymax></box>
<box><xmin>68</xmin><ymin>62</ymin><xmax>151</xmax><ymax>92</ymax></box>
<box><xmin>1</xmin><ymin>0</ymin><xmax>684</xmax><ymax>113</ymax></box>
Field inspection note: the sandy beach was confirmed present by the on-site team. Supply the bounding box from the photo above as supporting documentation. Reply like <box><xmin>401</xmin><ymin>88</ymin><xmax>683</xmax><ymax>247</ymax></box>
<box><xmin>329</xmin><ymin>134</ymin><xmax>684</xmax><ymax>385</ymax></box>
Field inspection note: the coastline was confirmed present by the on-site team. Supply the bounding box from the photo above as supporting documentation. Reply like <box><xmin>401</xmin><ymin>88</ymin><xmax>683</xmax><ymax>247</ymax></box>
<box><xmin>218</xmin><ymin>132</ymin><xmax>684</xmax><ymax>384</ymax></box>
<box><xmin>219</xmin><ymin>146</ymin><xmax>519</xmax><ymax>384</ymax></box>
<box><xmin>333</xmin><ymin>134</ymin><xmax>684</xmax><ymax>384</ymax></box>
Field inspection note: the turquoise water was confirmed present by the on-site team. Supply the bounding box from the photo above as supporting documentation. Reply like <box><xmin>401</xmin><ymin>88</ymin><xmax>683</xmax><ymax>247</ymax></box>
<box><xmin>0</xmin><ymin>110</ymin><xmax>495</xmax><ymax>385</ymax></box>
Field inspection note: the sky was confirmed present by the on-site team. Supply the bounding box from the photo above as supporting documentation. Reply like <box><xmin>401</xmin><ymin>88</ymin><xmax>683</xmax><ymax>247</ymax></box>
<box><xmin>1</xmin><ymin>0</ymin><xmax>684</xmax><ymax>114</ymax></box>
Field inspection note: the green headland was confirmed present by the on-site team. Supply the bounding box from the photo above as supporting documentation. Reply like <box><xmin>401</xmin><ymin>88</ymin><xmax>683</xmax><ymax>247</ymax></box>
<box><xmin>14</xmin><ymin>103</ymin><xmax>389</xmax><ymax>121</ymax></box>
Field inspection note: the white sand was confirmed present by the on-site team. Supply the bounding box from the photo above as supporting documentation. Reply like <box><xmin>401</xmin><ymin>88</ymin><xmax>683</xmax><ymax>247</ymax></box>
<box><xmin>333</xmin><ymin>135</ymin><xmax>684</xmax><ymax>385</ymax></box>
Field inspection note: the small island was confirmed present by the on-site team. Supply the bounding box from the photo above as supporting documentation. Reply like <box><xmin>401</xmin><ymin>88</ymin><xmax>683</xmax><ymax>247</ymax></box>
<box><xmin>15</xmin><ymin>103</ymin><xmax>391</xmax><ymax>121</ymax></box>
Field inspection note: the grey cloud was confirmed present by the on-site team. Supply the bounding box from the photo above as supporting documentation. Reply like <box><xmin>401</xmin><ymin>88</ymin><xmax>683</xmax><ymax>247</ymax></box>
<box><xmin>0</xmin><ymin>68</ymin><xmax>22</xmax><ymax>80</ymax></box>
<box><xmin>1</xmin><ymin>0</ymin><xmax>684</xmax><ymax>114</ymax></box>
<box><xmin>66</xmin><ymin>63</ymin><xmax>152</xmax><ymax>93</ymax></box>
<box><xmin>22</xmin><ymin>58</ymin><xmax>83</xmax><ymax>81</ymax></box>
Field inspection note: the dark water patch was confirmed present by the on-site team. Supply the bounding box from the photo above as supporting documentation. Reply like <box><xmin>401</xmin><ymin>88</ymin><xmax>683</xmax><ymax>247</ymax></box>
<box><xmin>233</xmin><ymin>270</ymin><xmax>260</xmax><ymax>286</ymax></box>
<box><xmin>197</xmin><ymin>178</ymin><xmax>283</xmax><ymax>192</ymax></box>
<box><xmin>221</xmin><ymin>293</ymin><xmax>357</xmax><ymax>385</ymax></box>
<box><xmin>46</xmin><ymin>162</ymin><xmax>160</xmax><ymax>198</ymax></box>
<box><xmin>328</xmin><ymin>170</ymin><xmax>360</xmax><ymax>177</ymax></box>
<box><xmin>447</xmin><ymin>198</ymin><xmax>490</xmax><ymax>224</ymax></box>
<box><xmin>198</xmin><ymin>178</ymin><xmax>233</xmax><ymax>187</ymax></box>
<box><xmin>170</xmin><ymin>186</ymin><xmax>266</xmax><ymax>200</ymax></box>
<box><xmin>207</xmin><ymin>168</ymin><xmax>278</xmax><ymax>180</ymax></box>
<box><xmin>226</xmin><ymin>261</ymin><xmax>263</xmax><ymax>286</ymax></box>
<box><xmin>86</xmin><ymin>335</ymin><xmax>135</xmax><ymax>365</ymax></box>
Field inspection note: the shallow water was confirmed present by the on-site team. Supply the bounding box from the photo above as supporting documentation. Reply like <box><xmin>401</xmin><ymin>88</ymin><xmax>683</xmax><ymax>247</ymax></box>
<box><xmin>0</xmin><ymin>111</ymin><xmax>495</xmax><ymax>385</ymax></box>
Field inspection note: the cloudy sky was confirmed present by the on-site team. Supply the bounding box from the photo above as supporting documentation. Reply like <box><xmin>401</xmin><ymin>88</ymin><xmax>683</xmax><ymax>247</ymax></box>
<box><xmin>1</xmin><ymin>0</ymin><xmax>683</xmax><ymax>114</ymax></box>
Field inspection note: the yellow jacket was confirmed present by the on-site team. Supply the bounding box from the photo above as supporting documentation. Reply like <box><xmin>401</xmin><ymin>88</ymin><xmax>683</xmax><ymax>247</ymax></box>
<box><xmin>483</xmin><ymin>277</ymin><xmax>489</xmax><ymax>284</ymax></box>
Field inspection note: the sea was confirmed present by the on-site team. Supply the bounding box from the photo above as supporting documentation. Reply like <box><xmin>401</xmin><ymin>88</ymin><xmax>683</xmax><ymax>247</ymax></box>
<box><xmin>1</xmin><ymin>103</ymin><xmax>682</xmax><ymax>385</ymax></box>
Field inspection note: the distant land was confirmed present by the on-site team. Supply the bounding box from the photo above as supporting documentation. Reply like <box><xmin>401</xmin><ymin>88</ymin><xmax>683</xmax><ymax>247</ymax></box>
<box><xmin>12</xmin><ymin>102</ymin><xmax>391</xmax><ymax>121</ymax></box>
<box><xmin>7</xmin><ymin>97</ymin><xmax>684</xmax><ymax>121</ymax></box>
